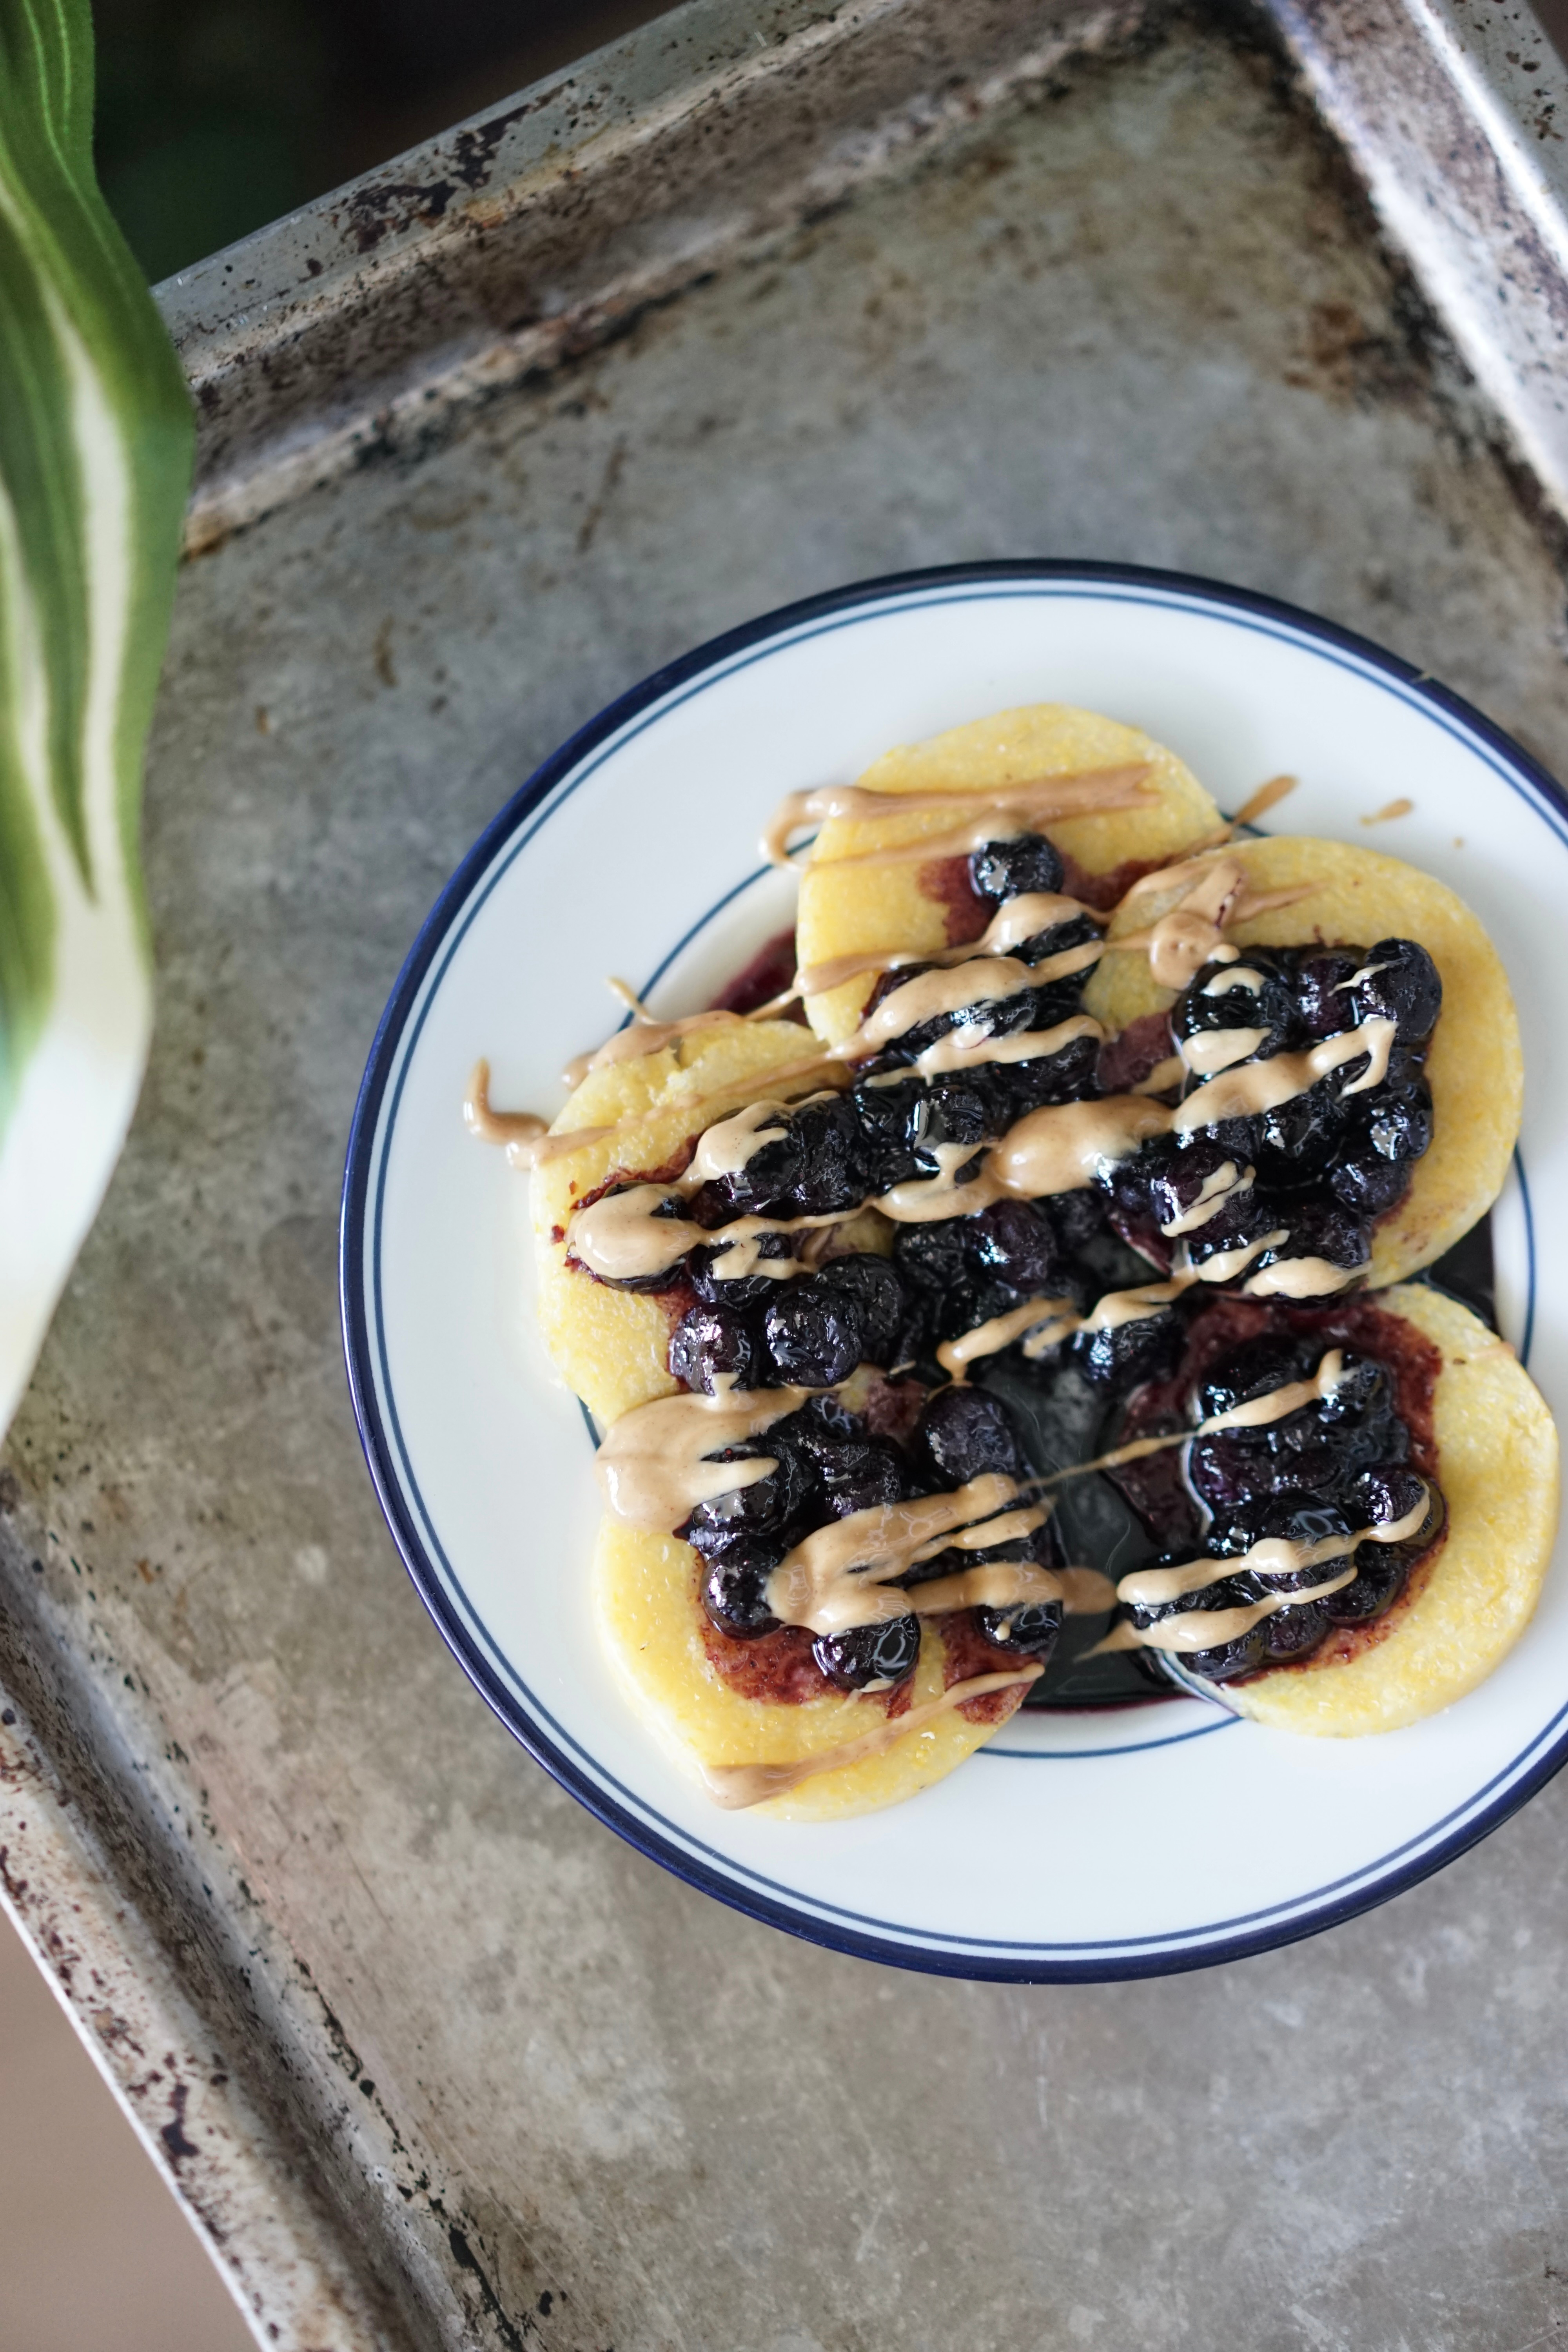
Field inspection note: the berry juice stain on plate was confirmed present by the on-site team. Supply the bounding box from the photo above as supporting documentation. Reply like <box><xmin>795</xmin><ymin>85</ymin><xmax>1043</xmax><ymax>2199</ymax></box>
<box><xmin>344</xmin><ymin>564</ymin><xmax>1563</xmax><ymax>1978</ymax></box>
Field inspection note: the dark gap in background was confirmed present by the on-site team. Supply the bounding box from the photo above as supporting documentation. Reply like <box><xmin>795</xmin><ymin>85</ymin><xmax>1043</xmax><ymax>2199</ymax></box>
<box><xmin>91</xmin><ymin>0</ymin><xmax>673</xmax><ymax>282</ymax></box>
<box><xmin>91</xmin><ymin>0</ymin><xmax>1568</xmax><ymax>285</ymax></box>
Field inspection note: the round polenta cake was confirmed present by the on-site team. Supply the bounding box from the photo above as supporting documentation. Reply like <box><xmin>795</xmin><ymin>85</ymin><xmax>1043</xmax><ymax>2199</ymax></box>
<box><xmin>797</xmin><ymin>701</ymin><xmax>1222</xmax><ymax>1045</ymax></box>
<box><xmin>1229</xmin><ymin>1286</ymin><xmax>1556</xmax><ymax>1735</ymax></box>
<box><xmin>1083</xmin><ymin>837</ymin><xmax>1522</xmax><ymax>1287</ymax></box>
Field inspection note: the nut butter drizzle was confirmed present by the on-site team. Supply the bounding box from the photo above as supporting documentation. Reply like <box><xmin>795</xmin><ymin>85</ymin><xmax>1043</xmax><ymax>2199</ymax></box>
<box><xmin>470</xmin><ymin>841</ymin><xmax>1327</xmax><ymax>1196</ymax></box>
<box><xmin>701</xmin><ymin>1665</ymin><xmax>1045</xmax><ymax>1809</ymax></box>
<box><xmin>597</xmin><ymin>1400</ymin><xmax>1076</xmax><ymax>1639</ymax></box>
<box><xmin>879</xmin><ymin>1007</ymin><xmax>1396</xmax><ymax>1246</ymax></box>
<box><xmin>765</xmin><ymin>1475</ymin><xmax>1057</xmax><ymax>1634</ymax></box>
<box><xmin>760</xmin><ymin>765</ymin><xmax>1156</xmax><ymax>868</ymax></box>
<box><xmin>593</xmin><ymin>1385</ymin><xmax>814</xmax><ymax>1527</ymax></box>
<box><xmin>567</xmin><ymin>971</ymin><xmax>1396</xmax><ymax>1287</ymax></box>
<box><xmin>1094</xmin><ymin>1485</ymin><xmax>1432</xmax><ymax>1655</ymax></box>
<box><xmin>944</xmin><ymin>1348</ymin><xmax>1350</xmax><ymax>1476</ymax></box>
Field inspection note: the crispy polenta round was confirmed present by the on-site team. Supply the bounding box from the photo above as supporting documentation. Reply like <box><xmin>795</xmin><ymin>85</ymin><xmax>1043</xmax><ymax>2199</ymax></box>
<box><xmin>1083</xmin><ymin>836</ymin><xmax>1522</xmax><ymax>1287</ymax></box>
<box><xmin>595</xmin><ymin>1521</ymin><xmax>1027</xmax><ymax>1819</ymax></box>
<box><xmin>530</xmin><ymin>1018</ymin><xmax>822</xmax><ymax>1426</ymax></box>
<box><xmin>797</xmin><ymin>702</ymin><xmax>1221</xmax><ymax>1045</ymax></box>
<box><xmin>1229</xmin><ymin>1284</ymin><xmax>1557</xmax><ymax>1735</ymax></box>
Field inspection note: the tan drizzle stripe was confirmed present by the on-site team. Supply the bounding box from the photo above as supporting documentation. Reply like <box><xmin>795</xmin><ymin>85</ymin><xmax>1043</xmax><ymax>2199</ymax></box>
<box><xmin>914</xmin><ymin>1014</ymin><xmax>1103</xmax><ymax>1079</ymax></box>
<box><xmin>762</xmin><ymin>766</ymin><xmax>1154</xmax><ymax>867</ymax></box>
<box><xmin>1114</xmin><ymin>1486</ymin><xmax>1431</xmax><ymax>1615</ymax></box>
<box><xmin>904</xmin><ymin>1561</ymin><xmax>1062</xmax><ymax>1616</ymax></box>
<box><xmin>766</xmin><ymin>1473</ymin><xmax>1023</xmax><ymax>1633</ymax></box>
<box><xmin>699</xmin><ymin>1667</ymin><xmax>1045</xmax><ymax>1809</ymax></box>
<box><xmin>595</xmin><ymin>1385</ymin><xmax>822</xmax><ymax>1528</ymax></box>
<box><xmin>561</xmin><ymin>1007</ymin><xmax>743</xmax><ymax>1089</ymax></box>
<box><xmin>548</xmin><ymin>1049</ymin><xmax>855</xmax><ymax>1171</ymax></box>
<box><xmin>464</xmin><ymin>1060</ymin><xmax>550</xmax><ymax>1158</ymax></box>
<box><xmin>795</xmin><ymin>892</ymin><xmax>1100</xmax><ymax>1002</ymax></box>
<box><xmin>938</xmin><ymin>1296</ymin><xmax>1079</xmax><ymax>1377</ymax></box>
<box><xmin>858</xmin><ymin>958</ymin><xmax>1038</xmax><ymax>1047</ymax></box>
<box><xmin>689</xmin><ymin>1100</ymin><xmax>793</xmax><ymax>1181</ymax></box>
<box><xmin>1113</xmin><ymin>1565</ymin><xmax>1360</xmax><ymax>1651</ymax></box>
<box><xmin>1223</xmin><ymin>773</ymin><xmax>1297</xmax><ymax>832</ymax></box>
<box><xmin>1160</xmin><ymin>1159</ymin><xmax>1252</xmax><ymax>1235</ymax></box>
<box><xmin>1170</xmin><ymin>1018</ymin><xmax>1395</xmax><ymax>1130</ymax></box>
<box><xmin>1180</xmin><ymin>1027</ymin><xmax>1270</xmax><ymax>1076</ymax></box>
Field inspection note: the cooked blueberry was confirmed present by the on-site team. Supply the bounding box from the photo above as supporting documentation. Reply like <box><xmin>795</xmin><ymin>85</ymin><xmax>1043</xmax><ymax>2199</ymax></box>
<box><xmin>1321</xmin><ymin>1550</ymin><xmax>1407</xmax><ymax>1623</ymax></box>
<box><xmin>975</xmin><ymin>1597</ymin><xmax>1063</xmax><ymax>1655</ymax></box>
<box><xmin>889</xmin><ymin>985</ymin><xmax>1046</xmax><ymax>1068</ymax></box>
<box><xmin>1126</xmin><ymin>1566</ymin><xmax>1265</xmax><ymax>1682</ymax></box>
<box><xmin>1180</xmin><ymin>1184</ymin><xmax>1288</xmax><ymax>1275</ymax></box>
<box><xmin>762</xmin><ymin>1283</ymin><xmax>866</xmax><ymax>1387</ymax></box>
<box><xmin>700</xmin><ymin>1120</ymin><xmax>805</xmax><ymax>1216</ymax></box>
<box><xmin>1318</xmin><ymin>1352</ymin><xmax>1394</xmax><ymax>1434</ymax></box>
<box><xmin>1173</xmin><ymin>949</ymin><xmax>1296</xmax><ymax>1052</ymax></box>
<box><xmin>700</xmin><ymin>1549</ymin><xmax>783</xmax><ymax>1637</ymax></box>
<box><xmin>1221</xmin><ymin>1494</ymin><xmax>1357</xmax><ymax>1572</ymax></box>
<box><xmin>682</xmin><ymin>1440</ymin><xmax>811</xmax><ymax>1547</ymax></box>
<box><xmin>786</xmin><ymin>1094</ymin><xmax>871</xmax><ymax>1216</ymax></box>
<box><xmin>1328</xmin><ymin>1152</ymin><xmax>1413</xmax><ymax>1217</ymax></box>
<box><xmin>1176</xmin><ymin>1625</ymin><xmax>1270</xmax><ymax>1682</ymax></box>
<box><xmin>852</xmin><ymin>1074</ymin><xmax>927</xmax><ymax>1187</ymax></box>
<box><xmin>1000</xmin><ymin>1025</ymin><xmax>1103</xmax><ymax>1110</ymax></box>
<box><xmin>1351</xmin><ymin>1461</ymin><xmax>1432</xmax><ymax>1534</ymax></box>
<box><xmin>970</xmin><ymin>833</ymin><xmax>1065</xmax><ymax>902</ymax></box>
<box><xmin>1261</xmin><ymin>1601</ymin><xmax>1328</xmax><ymax>1662</ymax></box>
<box><xmin>814</xmin><ymin>1254</ymin><xmax>909</xmax><ymax>1365</ymax></box>
<box><xmin>689</xmin><ymin>1234</ymin><xmax>797</xmax><ymax>1308</ymax></box>
<box><xmin>1014</xmin><ymin>910</ymin><xmax>1101</xmax><ymax>971</ymax></box>
<box><xmin>1188</xmin><ymin>1428</ymin><xmax>1343</xmax><ymax>1514</ymax></box>
<box><xmin>1349</xmin><ymin>938</ymin><xmax>1442</xmax><ymax>1043</ymax></box>
<box><xmin>797</xmin><ymin>1436</ymin><xmax>908</xmax><ymax>1517</ymax></box>
<box><xmin>1247</xmin><ymin>1077</ymin><xmax>1347</xmax><ymax>1186</ymax></box>
<box><xmin>921</xmin><ymin>1074</ymin><xmax>998</xmax><ymax>1151</ymax></box>
<box><xmin>1364</xmin><ymin>1078</ymin><xmax>1434</xmax><ymax>1164</ymax></box>
<box><xmin>1074</xmin><ymin>1303</ymin><xmax>1182</xmax><ymax>1387</ymax></box>
<box><xmin>669</xmin><ymin>1301</ymin><xmax>759</xmax><ymax>1395</ymax></box>
<box><xmin>911</xmin><ymin>1387</ymin><xmax>1024</xmax><ymax>1486</ymax></box>
<box><xmin>1139</xmin><ymin>1133</ymin><xmax>1250</xmax><ymax>1238</ymax></box>
<box><xmin>1294</xmin><ymin>947</ymin><xmax>1367</xmax><ymax>1038</ymax></box>
<box><xmin>1253</xmin><ymin>1199</ymin><xmax>1370</xmax><ymax>1288</ymax></box>
<box><xmin>1195</xmin><ymin>1334</ymin><xmax>1311</xmax><ymax>1421</ymax></box>
<box><xmin>812</xmin><ymin>1613</ymin><xmax>921</xmax><ymax>1688</ymax></box>
<box><xmin>966</xmin><ymin>1198</ymin><xmax>1062</xmax><ymax>1293</ymax></box>
<box><xmin>895</xmin><ymin>1218</ymin><xmax>972</xmax><ymax>1296</ymax></box>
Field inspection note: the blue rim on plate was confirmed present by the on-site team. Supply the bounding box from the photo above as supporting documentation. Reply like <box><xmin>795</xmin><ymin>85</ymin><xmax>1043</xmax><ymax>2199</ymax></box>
<box><xmin>340</xmin><ymin>560</ymin><xmax>1563</xmax><ymax>1983</ymax></box>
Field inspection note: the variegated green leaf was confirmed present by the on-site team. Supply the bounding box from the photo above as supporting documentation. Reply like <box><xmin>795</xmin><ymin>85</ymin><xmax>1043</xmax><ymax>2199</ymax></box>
<box><xmin>0</xmin><ymin>0</ymin><xmax>192</xmax><ymax>1430</ymax></box>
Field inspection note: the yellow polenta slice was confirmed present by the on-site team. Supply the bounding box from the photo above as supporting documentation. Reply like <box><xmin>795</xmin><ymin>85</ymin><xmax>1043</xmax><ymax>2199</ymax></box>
<box><xmin>1083</xmin><ymin>836</ymin><xmax>1522</xmax><ymax>1287</ymax></box>
<box><xmin>797</xmin><ymin>702</ymin><xmax>1221</xmax><ymax>1045</ymax></box>
<box><xmin>595</xmin><ymin>1522</ymin><xmax>1027</xmax><ymax>1820</ymax></box>
<box><xmin>1232</xmin><ymin>1285</ymin><xmax>1557</xmax><ymax>1735</ymax></box>
<box><xmin>531</xmin><ymin>1018</ymin><xmax>820</xmax><ymax>1426</ymax></box>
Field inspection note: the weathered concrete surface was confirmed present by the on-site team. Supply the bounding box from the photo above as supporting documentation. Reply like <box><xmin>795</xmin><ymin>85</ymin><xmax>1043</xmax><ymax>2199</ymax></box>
<box><xmin>5</xmin><ymin>18</ymin><xmax>1568</xmax><ymax>2349</ymax></box>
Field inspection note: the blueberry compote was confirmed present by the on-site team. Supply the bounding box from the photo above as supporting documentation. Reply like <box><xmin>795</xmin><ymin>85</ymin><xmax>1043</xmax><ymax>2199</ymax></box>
<box><xmin>1098</xmin><ymin>938</ymin><xmax>1440</xmax><ymax>1290</ymax></box>
<box><xmin>1102</xmin><ymin>1296</ymin><xmax>1446</xmax><ymax>1688</ymax></box>
<box><xmin>688</xmin><ymin>1385</ymin><xmax>1063</xmax><ymax>1718</ymax></box>
<box><xmin>592</xmin><ymin>829</ymin><xmax>1114</xmax><ymax>1368</ymax></box>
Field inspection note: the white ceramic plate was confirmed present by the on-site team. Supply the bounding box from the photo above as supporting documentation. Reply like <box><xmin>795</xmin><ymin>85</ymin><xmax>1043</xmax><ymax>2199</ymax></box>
<box><xmin>342</xmin><ymin>563</ymin><xmax>1561</xmax><ymax>1980</ymax></box>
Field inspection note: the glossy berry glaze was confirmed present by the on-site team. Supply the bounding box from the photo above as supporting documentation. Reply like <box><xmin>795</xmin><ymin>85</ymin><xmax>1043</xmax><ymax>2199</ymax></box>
<box><xmin>576</xmin><ymin>829</ymin><xmax>1449</xmax><ymax>1710</ymax></box>
<box><xmin>1104</xmin><ymin>1294</ymin><xmax>1446</xmax><ymax>1687</ymax></box>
